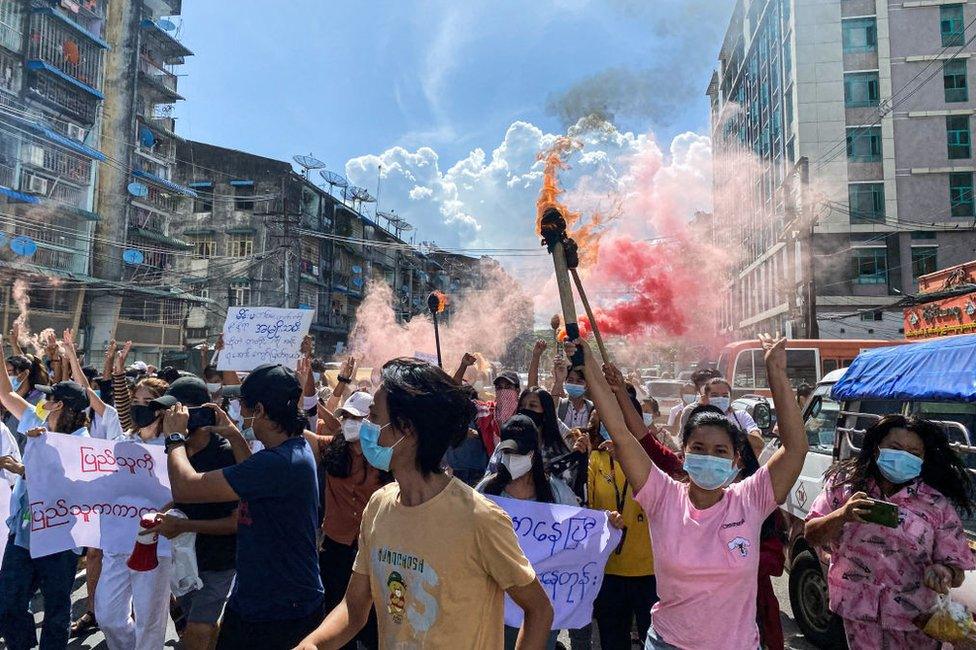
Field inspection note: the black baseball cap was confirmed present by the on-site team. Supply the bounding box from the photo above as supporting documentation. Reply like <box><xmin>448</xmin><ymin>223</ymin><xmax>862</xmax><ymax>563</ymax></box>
<box><xmin>493</xmin><ymin>371</ymin><xmax>520</xmax><ymax>390</ymax></box>
<box><xmin>152</xmin><ymin>376</ymin><xmax>210</xmax><ymax>409</ymax></box>
<box><xmin>496</xmin><ymin>414</ymin><xmax>539</xmax><ymax>455</ymax></box>
<box><xmin>36</xmin><ymin>381</ymin><xmax>90</xmax><ymax>411</ymax></box>
<box><xmin>222</xmin><ymin>364</ymin><xmax>301</xmax><ymax>406</ymax></box>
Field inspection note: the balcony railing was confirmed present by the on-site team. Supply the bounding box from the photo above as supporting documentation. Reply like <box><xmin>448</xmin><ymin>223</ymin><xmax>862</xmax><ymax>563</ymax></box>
<box><xmin>27</xmin><ymin>13</ymin><xmax>103</xmax><ymax>90</ymax></box>
<box><xmin>26</xmin><ymin>71</ymin><xmax>98</xmax><ymax>124</ymax></box>
<box><xmin>138</xmin><ymin>55</ymin><xmax>178</xmax><ymax>94</ymax></box>
<box><xmin>21</xmin><ymin>139</ymin><xmax>92</xmax><ymax>185</ymax></box>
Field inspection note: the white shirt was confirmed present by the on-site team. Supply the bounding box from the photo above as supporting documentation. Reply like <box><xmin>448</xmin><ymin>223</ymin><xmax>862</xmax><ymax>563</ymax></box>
<box><xmin>0</xmin><ymin>422</ymin><xmax>20</xmax><ymax>486</ymax></box>
<box><xmin>562</xmin><ymin>399</ymin><xmax>591</xmax><ymax>429</ymax></box>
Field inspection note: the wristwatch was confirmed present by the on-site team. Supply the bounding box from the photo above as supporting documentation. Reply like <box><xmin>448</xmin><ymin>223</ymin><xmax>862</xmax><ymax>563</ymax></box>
<box><xmin>337</xmin><ymin>375</ymin><xmax>352</xmax><ymax>384</ymax></box>
<box><xmin>164</xmin><ymin>433</ymin><xmax>187</xmax><ymax>454</ymax></box>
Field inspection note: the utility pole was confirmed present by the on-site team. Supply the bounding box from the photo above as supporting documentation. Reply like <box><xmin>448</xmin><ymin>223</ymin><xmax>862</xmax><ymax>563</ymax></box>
<box><xmin>794</xmin><ymin>157</ymin><xmax>819</xmax><ymax>339</ymax></box>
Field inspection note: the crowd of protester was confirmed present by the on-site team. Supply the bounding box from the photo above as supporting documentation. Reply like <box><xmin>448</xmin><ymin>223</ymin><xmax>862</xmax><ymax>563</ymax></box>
<box><xmin>0</xmin><ymin>324</ymin><xmax>972</xmax><ymax>650</ymax></box>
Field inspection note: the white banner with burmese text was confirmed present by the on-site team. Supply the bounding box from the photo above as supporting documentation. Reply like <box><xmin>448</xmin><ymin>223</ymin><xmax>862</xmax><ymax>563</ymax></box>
<box><xmin>24</xmin><ymin>433</ymin><xmax>172</xmax><ymax>558</ymax></box>
<box><xmin>488</xmin><ymin>496</ymin><xmax>622</xmax><ymax>630</ymax></box>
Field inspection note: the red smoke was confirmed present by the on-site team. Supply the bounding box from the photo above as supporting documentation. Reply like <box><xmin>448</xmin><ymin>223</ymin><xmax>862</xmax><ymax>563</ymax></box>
<box><xmin>579</xmin><ymin>236</ymin><xmax>693</xmax><ymax>338</ymax></box>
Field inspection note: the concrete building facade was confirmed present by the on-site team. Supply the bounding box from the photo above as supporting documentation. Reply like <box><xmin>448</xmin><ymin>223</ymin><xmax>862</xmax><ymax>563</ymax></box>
<box><xmin>708</xmin><ymin>0</ymin><xmax>976</xmax><ymax>341</ymax></box>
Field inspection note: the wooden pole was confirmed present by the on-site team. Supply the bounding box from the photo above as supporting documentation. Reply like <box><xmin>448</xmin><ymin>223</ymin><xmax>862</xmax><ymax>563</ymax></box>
<box><xmin>569</xmin><ymin>268</ymin><xmax>610</xmax><ymax>365</ymax></box>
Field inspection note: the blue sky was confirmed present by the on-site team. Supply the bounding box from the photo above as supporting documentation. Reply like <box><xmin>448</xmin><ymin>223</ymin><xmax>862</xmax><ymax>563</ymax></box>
<box><xmin>173</xmin><ymin>0</ymin><xmax>732</xmax><ymax>172</ymax></box>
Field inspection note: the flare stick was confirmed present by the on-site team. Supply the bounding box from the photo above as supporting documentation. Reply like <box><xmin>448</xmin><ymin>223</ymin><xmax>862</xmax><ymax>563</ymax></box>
<box><xmin>569</xmin><ymin>268</ymin><xmax>610</xmax><ymax>365</ymax></box>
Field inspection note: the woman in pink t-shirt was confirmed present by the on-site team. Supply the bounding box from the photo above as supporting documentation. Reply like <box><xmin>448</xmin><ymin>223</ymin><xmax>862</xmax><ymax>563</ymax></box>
<box><xmin>805</xmin><ymin>415</ymin><xmax>975</xmax><ymax>649</ymax></box>
<box><xmin>567</xmin><ymin>335</ymin><xmax>808</xmax><ymax>650</ymax></box>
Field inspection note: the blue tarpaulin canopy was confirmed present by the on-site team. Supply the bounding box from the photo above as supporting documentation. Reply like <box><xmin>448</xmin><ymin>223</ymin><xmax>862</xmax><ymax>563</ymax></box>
<box><xmin>831</xmin><ymin>334</ymin><xmax>976</xmax><ymax>402</ymax></box>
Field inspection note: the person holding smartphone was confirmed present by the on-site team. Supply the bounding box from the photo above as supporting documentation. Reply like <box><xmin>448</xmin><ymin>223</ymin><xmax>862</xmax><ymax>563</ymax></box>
<box><xmin>805</xmin><ymin>415</ymin><xmax>975</xmax><ymax>648</ymax></box>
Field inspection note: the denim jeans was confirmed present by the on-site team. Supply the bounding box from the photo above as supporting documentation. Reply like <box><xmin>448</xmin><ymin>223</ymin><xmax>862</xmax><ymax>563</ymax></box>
<box><xmin>0</xmin><ymin>536</ymin><xmax>78</xmax><ymax>650</ymax></box>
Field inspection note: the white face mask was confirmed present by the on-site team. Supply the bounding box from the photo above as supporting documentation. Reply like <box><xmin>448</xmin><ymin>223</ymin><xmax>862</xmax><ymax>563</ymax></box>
<box><xmin>312</xmin><ymin>372</ymin><xmax>321</xmax><ymax>383</ymax></box>
<box><xmin>681</xmin><ymin>393</ymin><xmax>698</xmax><ymax>405</ymax></box>
<box><xmin>642</xmin><ymin>412</ymin><xmax>654</xmax><ymax>426</ymax></box>
<box><xmin>501</xmin><ymin>451</ymin><xmax>533</xmax><ymax>480</ymax></box>
<box><xmin>206</xmin><ymin>382</ymin><xmax>221</xmax><ymax>394</ymax></box>
<box><xmin>710</xmin><ymin>396</ymin><xmax>731</xmax><ymax>413</ymax></box>
<box><xmin>341</xmin><ymin>419</ymin><xmax>362</xmax><ymax>442</ymax></box>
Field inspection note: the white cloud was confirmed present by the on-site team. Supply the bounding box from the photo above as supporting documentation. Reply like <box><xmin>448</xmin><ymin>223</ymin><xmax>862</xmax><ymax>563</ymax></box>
<box><xmin>344</xmin><ymin>119</ymin><xmax>712</xmax><ymax>286</ymax></box>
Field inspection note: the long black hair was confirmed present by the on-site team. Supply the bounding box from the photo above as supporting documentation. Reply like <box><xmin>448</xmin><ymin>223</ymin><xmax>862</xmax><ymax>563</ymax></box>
<box><xmin>519</xmin><ymin>387</ymin><xmax>568</xmax><ymax>454</ymax></box>
<box><xmin>825</xmin><ymin>414</ymin><xmax>974</xmax><ymax>515</ymax></box>
<box><xmin>479</xmin><ymin>416</ymin><xmax>557</xmax><ymax>504</ymax></box>
<box><xmin>382</xmin><ymin>358</ymin><xmax>477</xmax><ymax>475</ymax></box>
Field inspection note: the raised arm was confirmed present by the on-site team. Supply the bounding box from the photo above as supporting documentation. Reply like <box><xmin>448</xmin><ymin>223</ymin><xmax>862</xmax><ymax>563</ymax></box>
<box><xmin>452</xmin><ymin>352</ymin><xmax>476</xmax><ymax>385</ymax></box>
<box><xmin>761</xmin><ymin>335</ymin><xmax>809</xmax><ymax>503</ymax></box>
<box><xmin>214</xmin><ymin>334</ymin><xmax>240</xmax><ymax>387</ymax></box>
<box><xmin>325</xmin><ymin>356</ymin><xmax>355</xmax><ymax>413</ymax></box>
<box><xmin>63</xmin><ymin>329</ymin><xmax>107</xmax><ymax>417</ymax></box>
<box><xmin>603</xmin><ymin>362</ymin><xmax>647</xmax><ymax>440</ymax></box>
<box><xmin>569</xmin><ymin>339</ymin><xmax>653</xmax><ymax>492</ymax></box>
<box><xmin>527</xmin><ymin>340</ymin><xmax>546</xmax><ymax>389</ymax></box>
<box><xmin>44</xmin><ymin>331</ymin><xmax>64</xmax><ymax>383</ymax></box>
<box><xmin>551</xmin><ymin>355</ymin><xmax>568</xmax><ymax>398</ymax></box>
<box><xmin>113</xmin><ymin>341</ymin><xmax>134</xmax><ymax>431</ymax></box>
<box><xmin>101</xmin><ymin>340</ymin><xmax>117</xmax><ymax>381</ymax></box>
<box><xmin>0</xmin><ymin>334</ymin><xmax>29</xmax><ymax>420</ymax></box>
<box><xmin>8</xmin><ymin>322</ymin><xmax>24</xmax><ymax>357</ymax></box>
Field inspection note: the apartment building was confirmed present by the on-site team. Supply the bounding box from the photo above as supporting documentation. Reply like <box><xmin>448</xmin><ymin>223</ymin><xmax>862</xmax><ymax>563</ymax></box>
<box><xmin>708</xmin><ymin>0</ymin><xmax>976</xmax><ymax>341</ymax></box>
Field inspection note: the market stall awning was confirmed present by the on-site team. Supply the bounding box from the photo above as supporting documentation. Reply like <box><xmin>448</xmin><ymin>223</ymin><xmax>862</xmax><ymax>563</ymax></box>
<box><xmin>831</xmin><ymin>334</ymin><xmax>976</xmax><ymax>402</ymax></box>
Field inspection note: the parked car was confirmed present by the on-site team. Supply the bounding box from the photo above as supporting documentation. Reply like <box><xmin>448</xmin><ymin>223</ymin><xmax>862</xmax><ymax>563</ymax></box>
<box><xmin>764</xmin><ymin>335</ymin><xmax>976</xmax><ymax>647</ymax></box>
<box><xmin>647</xmin><ymin>379</ymin><xmax>686</xmax><ymax>415</ymax></box>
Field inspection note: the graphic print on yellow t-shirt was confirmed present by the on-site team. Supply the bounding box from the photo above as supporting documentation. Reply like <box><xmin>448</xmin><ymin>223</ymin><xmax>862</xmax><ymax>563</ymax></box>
<box><xmin>373</xmin><ymin>547</ymin><xmax>440</xmax><ymax>632</ymax></box>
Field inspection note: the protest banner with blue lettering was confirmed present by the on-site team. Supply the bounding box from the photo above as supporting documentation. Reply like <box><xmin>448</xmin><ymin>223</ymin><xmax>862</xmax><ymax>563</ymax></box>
<box><xmin>218</xmin><ymin>307</ymin><xmax>314</xmax><ymax>372</ymax></box>
<box><xmin>488</xmin><ymin>495</ymin><xmax>623</xmax><ymax>630</ymax></box>
<box><xmin>24</xmin><ymin>433</ymin><xmax>172</xmax><ymax>559</ymax></box>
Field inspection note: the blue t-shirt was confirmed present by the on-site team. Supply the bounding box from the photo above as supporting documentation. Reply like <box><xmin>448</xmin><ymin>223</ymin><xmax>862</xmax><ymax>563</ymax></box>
<box><xmin>223</xmin><ymin>436</ymin><xmax>324</xmax><ymax>621</ymax></box>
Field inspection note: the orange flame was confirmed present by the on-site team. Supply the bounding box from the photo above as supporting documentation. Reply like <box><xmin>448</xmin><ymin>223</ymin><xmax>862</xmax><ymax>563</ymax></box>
<box><xmin>556</xmin><ymin>327</ymin><xmax>568</xmax><ymax>342</ymax></box>
<box><xmin>534</xmin><ymin>136</ymin><xmax>611</xmax><ymax>268</ymax></box>
<box><xmin>432</xmin><ymin>291</ymin><xmax>447</xmax><ymax>314</ymax></box>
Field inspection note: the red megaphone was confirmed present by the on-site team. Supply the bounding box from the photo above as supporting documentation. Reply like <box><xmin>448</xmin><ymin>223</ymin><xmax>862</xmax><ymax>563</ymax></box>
<box><xmin>127</xmin><ymin>513</ymin><xmax>160</xmax><ymax>572</ymax></box>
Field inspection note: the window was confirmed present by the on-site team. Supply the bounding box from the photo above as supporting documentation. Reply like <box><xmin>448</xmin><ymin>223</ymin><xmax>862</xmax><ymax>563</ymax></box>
<box><xmin>947</xmin><ymin>115</ymin><xmax>971</xmax><ymax>159</ymax></box>
<box><xmin>228</xmin><ymin>237</ymin><xmax>253</xmax><ymax>257</ymax></box>
<box><xmin>852</xmin><ymin>248</ymin><xmax>888</xmax><ymax>284</ymax></box>
<box><xmin>860</xmin><ymin>311</ymin><xmax>884</xmax><ymax>322</ymax></box>
<box><xmin>191</xmin><ymin>236</ymin><xmax>215</xmax><ymax>258</ymax></box>
<box><xmin>950</xmin><ymin>172</ymin><xmax>974</xmax><ymax>216</ymax></box>
<box><xmin>229</xmin><ymin>280</ymin><xmax>251</xmax><ymax>307</ymax></box>
<box><xmin>192</xmin><ymin>286</ymin><xmax>210</xmax><ymax>300</ymax></box>
<box><xmin>842</xmin><ymin>18</ymin><xmax>877</xmax><ymax>52</ymax></box>
<box><xmin>847</xmin><ymin>127</ymin><xmax>882</xmax><ymax>162</ymax></box>
<box><xmin>849</xmin><ymin>183</ymin><xmax>885</xmax><ymax>223</ymax></box>
<box><xmin>234</xmin><ymin>186</ymin><xmax>254</xmax><ymax>211</ymax></box>
<box><xmin>193</xmin><ymin>196</ymin><xmax>213</xmax><ymax>213</ymax></box>
<box><xmin>844</xmin><ymin>72</ymin><xmax>880</xmax><ymax>107</ymax></box>
<box><xmin>944</xmin><ymin>60</ymin><xmax>969</xmax><ymax>103</ymax></box>
<box><xmin>911</xmin><ymin>247</ymin><xmax>938</xmax><ymax>278</ymax></box>
<box><xmin>786</xmin><ymin>349</ymin><xmax>818</xmax><ymax>388</ymax></box>
<box><xmin>942</xmin><ymin>4</ymin><xmax>966</xmax><ymax>47</ymax></box>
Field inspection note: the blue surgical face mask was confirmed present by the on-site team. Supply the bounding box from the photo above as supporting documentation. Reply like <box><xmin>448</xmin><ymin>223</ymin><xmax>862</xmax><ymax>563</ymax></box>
<box><xmin>599</xmin><ymin>424</ymin><xmax>610</xmax><ymax>441</ymax></box>
<box><xmin>709</xmin><ymin>396</ymin><xmax>731</xmax><ymax>413</ymax></box>
<box><xmin>241</xmin><ymin>415</ymin><xmax>256</xmax><ymax>442</ymax></box>
<box><xmin>876</xmin><ymin>448</ymin><xmax>922</xmax><ymax>484</ymax></box>
<box><xmin>360</xmin><ymin>420</ymin><xmax>404</xmax><ymax>472</ymax></box>
<box><xmin>683</xmin><ymin>453</ymin><xmax>739</xmax><ymax>491</ymax></box>
<box><xmin>565</xmin><ymin>383</ymin><xmax>586</xmax><ymax>399</ymax></box>
<box><xmin>9</xmin><ymin>376</ymin><xmax>21</xmax><ymax>391</ymax></box>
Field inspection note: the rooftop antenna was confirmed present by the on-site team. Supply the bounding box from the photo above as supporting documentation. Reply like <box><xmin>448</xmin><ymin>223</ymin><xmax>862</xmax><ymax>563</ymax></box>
<box><xmin>293</xmin><ymin>154</ymin><xmax>326</xmax><ymax>180</ymax></box>
<box><xmin>320</xmin><ymin>170</ymin><xmax>348</xmax><ymax>198</ymax></box>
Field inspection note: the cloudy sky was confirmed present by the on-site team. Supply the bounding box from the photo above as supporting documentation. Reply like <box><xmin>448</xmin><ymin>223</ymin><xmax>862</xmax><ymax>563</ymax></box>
<box><xmin>174</xmin><ymin>0</ymin><xmax>731</xmax><ymax>275</ymax></box>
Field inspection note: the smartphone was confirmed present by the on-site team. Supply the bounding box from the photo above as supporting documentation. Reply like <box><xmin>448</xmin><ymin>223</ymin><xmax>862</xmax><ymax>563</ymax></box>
<box><xmin>862</xmin><ymin>498</ymin><xmax>900</xmax><ymax>528</ymax></box>
<box><xmin>187</xmin><ymin>406</ymin><xmax>217</xmax><ymax>431</ymax></box>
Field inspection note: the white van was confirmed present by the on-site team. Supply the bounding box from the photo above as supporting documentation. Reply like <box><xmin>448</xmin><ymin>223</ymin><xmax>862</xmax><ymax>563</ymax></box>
<box><xmin>763</xmin><ymin>335</ymin><xmax>976</xmax><ymax>647</ymax></box>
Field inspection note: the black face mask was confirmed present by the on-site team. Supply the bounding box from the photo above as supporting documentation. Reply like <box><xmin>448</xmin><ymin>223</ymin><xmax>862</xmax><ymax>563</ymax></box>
<box><xmin>517</xmin><ymin>409</ymin><xmax>544</xmax><ymax>429</ymax></box>
<box><xmin>131</xmin><ymin>404</ymin><xmax>160</xmax><ymax>429</ymax></box>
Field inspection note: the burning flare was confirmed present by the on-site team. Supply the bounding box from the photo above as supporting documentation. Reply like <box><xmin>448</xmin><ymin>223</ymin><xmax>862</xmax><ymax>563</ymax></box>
<box><xmin>534</xmin><ymin>137</ymin><xmax>612</xmax><ymax>268</ymax></box>
<box><xmin>427</xmin><ymin>291</ymin><xmax>448</xmax><ymax>314</ymax></box>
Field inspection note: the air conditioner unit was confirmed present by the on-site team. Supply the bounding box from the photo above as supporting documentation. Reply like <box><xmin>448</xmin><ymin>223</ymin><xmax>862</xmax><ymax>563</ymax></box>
<box><xmin>26</xmin><ymin>174</ymin><xmax>48</xmax><ymax>195</ymax></box>
<box><xmin>66</xmin><ymin>124</ymin><xmax>86</xmax><ymax>142</ymax></box>
<box><xmin>28</xmin><ymin>145</ymin><xmax>44</xmax><ymax>167</ymax></box>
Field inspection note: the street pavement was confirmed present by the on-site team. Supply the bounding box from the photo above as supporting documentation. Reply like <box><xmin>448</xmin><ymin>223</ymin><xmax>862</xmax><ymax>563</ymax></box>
<box><xmin>5</xmin><ymin>569</ymin><xmax>822</xmax><ymax>649</ymax></box>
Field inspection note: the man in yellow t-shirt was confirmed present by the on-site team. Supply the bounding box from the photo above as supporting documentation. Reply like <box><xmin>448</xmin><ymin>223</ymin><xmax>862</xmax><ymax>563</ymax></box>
<box><xmin>297</xmin><ymin>358</ymin><xmax>553</xmax><ymax>650</ymax></box>
<box><xmin>588</xmin><ymin>445</ymin><xmax>657</xmax><ymax>649</ymax></box>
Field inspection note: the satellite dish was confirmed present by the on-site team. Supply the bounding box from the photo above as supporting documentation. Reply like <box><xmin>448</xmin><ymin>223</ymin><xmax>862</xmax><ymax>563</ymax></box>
<box><xmin>360</xmin><ymin>190</ymin><xmax>376</xmax><ymax>204</ymax></box>
<box><xmin>10</xmin><ymin>236</ymin><xmax>37</xmax><ymax>257</ymax></box>
<box><xmin>157</xmin><ymin>18</ymin><xmax>177</xmax><ymax>31</ymax></box>
<box><xmin>351</xmin><ymin>276</ymin><xmax>364</xmax><ymax>287</ymax></box>
<box><xmin>123</xmin><ymin>249</ymin><xmax>145</xmax><ymax>265</ymax></box>
<box><xmin>293</xmin><ymin>154</ymin><xmax>326</xmax><ymax>178</ymax></box>
<box><xmin>351</xmin><ymin>265</ymin><xmax>362</xmax><ymax>274</ymax></box>
<box><xmin>377</xmin><ymin>211</ymin><xmax>396</xmax><ymax>222</ymax></box>
<box><xmin>127</xmin><ymin>182</ymin><xmax>149</xmax><ymax>197</ymax></box>
<box><xmin>320</xmin><ymin>170</ymin><xmax>348</xmax><ymax>188</ymax></box>
<box><xmin>399</xmin><ymin>221</ymin><xmax>414</xmax><ymax>232</ymax></box>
